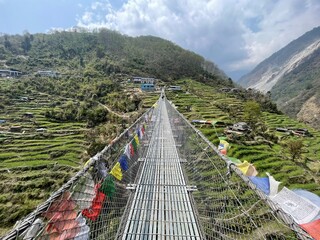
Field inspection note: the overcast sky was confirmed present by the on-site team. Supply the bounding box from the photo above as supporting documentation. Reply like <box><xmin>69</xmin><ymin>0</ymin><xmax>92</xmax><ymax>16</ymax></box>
<box><xmin>1</xmin><ymin>0</ymin><xmax>320</xmax><ymax>80</ymax></box>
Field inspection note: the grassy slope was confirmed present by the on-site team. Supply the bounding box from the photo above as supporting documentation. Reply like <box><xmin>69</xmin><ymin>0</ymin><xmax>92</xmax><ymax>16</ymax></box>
<box><xmin>167</xmin><ymin>79</ymin><xmax>320</xmax><ymax>195</ymax></box>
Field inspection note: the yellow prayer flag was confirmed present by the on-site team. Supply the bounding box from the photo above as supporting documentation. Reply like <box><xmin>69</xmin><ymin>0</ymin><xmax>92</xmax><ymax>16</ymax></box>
<box><xmin>84</xmin><ymin>160</ymin><xmax>91</xmax><ymax>167</ymax></box>
<box><xmin>134</xmin><ymin>134</ymin><xmax>140</xmax><ymax>146</ymax></box>
<box><xmin>219</xmin><ymin>140</ymin><xmax>229</xmax><ymax>149</ymax></box>
<box><xmin>110</xmin><ymin>162</ymin><xmax>123</xmax><ymax>181</ymax></box>
<box><xmin>236</xmin><ymin>161</ymin><xmax>258</xmax><ymax>176</ymax></box>
<box><xmin>236</xmin><ymin>161</ymin><xmax>250</xmax><ymax>174</ymax></box>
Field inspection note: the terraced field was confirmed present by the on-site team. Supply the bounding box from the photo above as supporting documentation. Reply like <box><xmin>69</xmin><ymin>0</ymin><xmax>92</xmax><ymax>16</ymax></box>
<box><xmin>0</xmin><ymin>94</ymin><xmax>87</xmax><ymax>166</ymax></box>
<box><xmin>167</xmin><ymin>79</ymin><xmax>320</xmax><ymax>195</ymax></box>
<box><xmin>0</xmin><ymin>79</ymin><xmax>159</xmax><ymax>235</ymax></box>
<box><xmin>0</xmin><ymin>86</ymin><xmax>87</xmax><ymax>234</ymax></box>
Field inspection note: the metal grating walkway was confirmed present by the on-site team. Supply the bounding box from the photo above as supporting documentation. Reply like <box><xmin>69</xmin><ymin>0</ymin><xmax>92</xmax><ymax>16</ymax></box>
<box><xmin>122</xmin><ymin>100</ymin><xmax>201</xmax><ymax>239</ymax></box>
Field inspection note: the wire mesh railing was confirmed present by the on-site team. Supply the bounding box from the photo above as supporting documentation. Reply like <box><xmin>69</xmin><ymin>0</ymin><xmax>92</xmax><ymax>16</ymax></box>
<box><xmin>165</xmin><ymin>98</ymin><xmax>313</xmax><ymax>240</ymax></box>
<box><xmin>2</xmin><ymin>93</ymin><xmax>314</xmax><ymax>240</ymax></box>
<box><xmin>3</xmin><ymin>102</ymin><xmax>157</xmax><ymax>240</ymax></box>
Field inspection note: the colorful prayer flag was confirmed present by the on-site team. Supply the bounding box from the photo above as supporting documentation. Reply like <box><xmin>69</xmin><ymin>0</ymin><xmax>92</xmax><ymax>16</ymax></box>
<box><xmin>100</xmin><ymin>175</ymin><xmax>115</xmax><ymax>199</ymax></box>
<box><xmin>129</xmin><ymin>143</ymin><xmax>134</xmax><ymax>156</ymax></box>
<box><xmin>218</xmin><ymin>140</ymin><xmax>229</xmax><ymax>155</ymax></box>
<box><xmin>124</xmin><ymin>144</ymin><xmax>131</xmax><ymax>159</ymax></box>
<box><xmin>71</xmin><ymin>174</ymin><xmax>95</xmax><ymax>210</ymax></box>
<box><xmin>74</xmin><ymin>214</ymin><xmax>90</xmax><ymax>240</ymax></box>
<box><xmin>236</xmin><ymin>161</ymin><xmax>258</xmax><ymax>176</ymax></box>
<box><xmin>266</xmin><ymin>172</ymin><xmax>281</xmax><ymax>197</ymax></box>
<box><xmin>136</xmin><ymin>128</ymin><xmax>141</xmax><ymax>139</ymax></box>
<box><xmin>139</xmin><ymin>127</ymin><xmax>144</xmax><ymax>138</ymax></box>
<box><xmin>293</xmin><ymin>189</ymin><xmax>320</xmax><ymax>209</ymax></box>
<box><xmin>84</xmin><ymin>160</ymin><xmax>91</xmax><ymax>167</ymax></box>
<box><xmin>110</xmin><ymin>162</ymin><xmax>123</xmax><ymax>181</ymax></box>
<box><xmin>271</xmin><ymin>187</ymin><xmax>320</xmax><ymax>224</ymax></box>
<box><xmin>228</xmin><ymin>157</ymin><xmax>242</xmax><ymax>164</ymax></box>
<box><xmin>134</xmin><ymin>134</ymin><xmax>140</xmax><ymax>146</ymax></box>
<box><xmin>119</xmin><ymin>155</ymin><xmax>129</xmax><ymax>171</ymax></box>
<box><xmin>218</xmin><ymin>136</ymin><xmax>227</xmax><ymax>140</ymax></box>
<box><xmin>300</xmin><ymin>219</ymin><xmax>320</xmax><ymax>240</ymax></box>
<box><xmin>131</xmin><ymin>139</ymin><xmax>138</xmax><ymax>152</ymax></box>
<box><xmin>82</xmin><ymin>184</ymin><xmax>106</xmax><ymax>221</ymax></box>
<box><xmin>220</xmin><ymin>149</ymin><xmax>227</xmax><ymax>155</ymax></box>
<box><xmin>43</xmin><ymin>191</ymin><xmax>79</xmax><ymax>239</ymax></box>
<box><xmin>95</xmin><ymin>161</ymin><xmax>107</xmax><ymax>180</ymax></box>
<box><xmin>249</xmin><ymin>176</ymin><xmax>270</xmax><ymax>195</ymax></box>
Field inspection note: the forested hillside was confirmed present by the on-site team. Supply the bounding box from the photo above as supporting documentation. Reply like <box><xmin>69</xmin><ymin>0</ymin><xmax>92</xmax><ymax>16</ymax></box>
<box><xmin>0</xmin><ymin>29</ymin><xmax>230</xmax><ymax>86</ymax></box>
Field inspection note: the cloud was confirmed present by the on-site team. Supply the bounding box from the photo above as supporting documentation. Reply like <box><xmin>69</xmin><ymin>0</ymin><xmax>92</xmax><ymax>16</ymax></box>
<box><xmin>81</xmin><ymin>12</ymin><xmax>93</xmax><ymax>24</ymax></box>
<box><xmin>77</xmin><ymin>0</ymin><xmax>320</xmax><ymax>79</ymax></box>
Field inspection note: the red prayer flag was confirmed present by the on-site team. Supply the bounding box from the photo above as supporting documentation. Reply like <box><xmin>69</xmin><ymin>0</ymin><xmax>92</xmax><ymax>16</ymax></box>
<box><xmin>82</xmin><ymin>184</ymin><xmax>106</xmax><ymax>221</ymax></box>
<box><xmin>129</xmin><ymin>143</ymin><xmax>134</xmax><ymax>156</ymax></box>
<box><xmin>300</xmin><ymin>219</ymin><xmax>320</xmax><ymax>240</ymax></box>
<box><xmin>220</xmin><ymin>149</ymin><xmax>227</xmax><ymax>155</ymax></box>
<box><xmin>42</xmin><ymin>192</ymin><xmax>79</xmax><ymax>239</ymax></box>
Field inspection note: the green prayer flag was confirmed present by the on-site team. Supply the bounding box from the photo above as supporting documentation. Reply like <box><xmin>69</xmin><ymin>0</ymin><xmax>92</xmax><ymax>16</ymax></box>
<box><xmin>218</xmin><ymin>136</ymin><xmax>227</xmax><ymax>140</ymax></box>
<box><xmin>100</xmin><ymin>175</ymin><xmax>115</xmax><ymax>199</ymax></box>
<box><xmin>228</xmin><ymin>157</ymin><xmax>242</xmax><ymax>164</ymax></box>
<box><xmin>132</xmin><ymin>138</ymin><xmax>138</xmax><ymax>152</ymax></box>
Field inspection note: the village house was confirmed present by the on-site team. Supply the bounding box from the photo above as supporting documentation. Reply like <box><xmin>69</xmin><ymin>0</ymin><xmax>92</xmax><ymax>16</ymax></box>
<box><xmin>10</xmin><ymin>126</ymin><xmax>22</xmax><ymax>132</ymax></box>
<box><xmin>133</xmin><ymin>77</ymin><xmax>156</xmax><ymax>84</ymax></box>
<box><xmin>168</xmin><ymin>85</ymin><xmax>182</xmax><ymax>91</ymax></box>
<box><xmin>141</xmin><ymin>83</ymin><xmax>155</xmax><ymax>91</ymax></box>
<box><xmin>220</xmin><ymin>87</ymin><xmax>231</xmax><ymax>93</ymax></box>
<box><xmin>232</xmin><ymin>122</ymin><xmax>251</xmax><ymax>132</ymax></box>
<box><xmin>0</xmin><ymin>69</ymin><xmax>22</xmax><ymax>78</ymax></box>
<box><xmin>36</xmin><ymin>70</ymin><xmax>60</xmax><ymax>78</ymax></box>
<box><xmin>224</xmin><ymin>122</ymin><xmax>251</xmax><ymax>136</ymax></box>
<box><xmin>141</xmin><ymin>78</ymin><xmax>155</xmax><ymax>84</ymax></box>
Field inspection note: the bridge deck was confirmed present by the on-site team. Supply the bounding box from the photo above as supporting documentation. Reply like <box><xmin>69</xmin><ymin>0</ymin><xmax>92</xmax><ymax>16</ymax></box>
<box><xmin>122</xmin><ymin>100</ymin><xmax>201</xmax><ymax>239</ymax></box>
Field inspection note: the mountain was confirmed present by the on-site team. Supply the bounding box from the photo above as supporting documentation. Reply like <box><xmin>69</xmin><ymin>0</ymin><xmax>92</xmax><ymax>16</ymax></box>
<box><xmin>0</xmin><ymin>29</ymin><xmax>230</xmax><ymax>86</ymax></box>
<box><xmin>238</xmin><ymin>27</ymin><xmax>320</xmax><ymax>129</ymax></box>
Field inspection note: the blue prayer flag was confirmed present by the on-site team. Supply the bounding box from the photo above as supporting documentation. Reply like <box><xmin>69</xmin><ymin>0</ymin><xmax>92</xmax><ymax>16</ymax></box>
<box><xmin>136</xmin><ymin>128</ymin><xmax>141</xmax><ymax>139</ymax></box>
<box><xmin>119</xmin><ymin>155</ymin><xmax>129</xmax><ymax>171</ymax></box>
<box><xmin>249</xmin><ymin>176</ymin><xmax>270</xmax><ymax>195</ymax></box>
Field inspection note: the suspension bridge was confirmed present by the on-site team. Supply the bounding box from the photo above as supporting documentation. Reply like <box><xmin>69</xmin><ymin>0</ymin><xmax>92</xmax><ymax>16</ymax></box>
<box><xmin>3</xmin><ymin>95</ymin><xmax>315</xmax><ymax>239</ymax></box>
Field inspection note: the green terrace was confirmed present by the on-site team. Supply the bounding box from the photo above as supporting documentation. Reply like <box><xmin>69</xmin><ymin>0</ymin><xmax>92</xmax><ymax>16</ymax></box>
<box><xmin>167</xmin><ymin>79</ymin><xmax>320</xmax><ymax>195</ymax></box>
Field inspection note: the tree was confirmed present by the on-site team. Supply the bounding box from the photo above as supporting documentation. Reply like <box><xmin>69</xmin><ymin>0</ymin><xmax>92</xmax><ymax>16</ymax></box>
<box><xmin>21</xmin><ymin>32</ymin><xmax>32</xmax><ymax>53</ymax></box>
<box><xmin>243</xmin><ymin>101</ymin><xmax>262</xmax><ymax>127</ymax></box>
<box><xmin>285</xmin><ymin>140</ymin><xmax>303</xmax><ymax>162</ymax></box>
<box><xmin>4</xmin><ymin>35</ymin><xmax>11</xmax><ymax>49</ymax></box>
<box><xmin>228</xmin><ymin>105</ymin><xmax>241</xmax><ymax>122</ymax></box>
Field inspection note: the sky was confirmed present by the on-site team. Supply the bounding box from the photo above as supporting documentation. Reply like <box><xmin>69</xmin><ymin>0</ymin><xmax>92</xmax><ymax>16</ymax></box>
<box><xmin>1</xmin><ymin>0</ymin><xmax>320</xmax><ymax>80</ymax></box>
